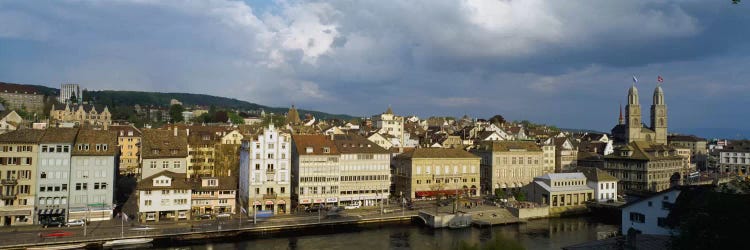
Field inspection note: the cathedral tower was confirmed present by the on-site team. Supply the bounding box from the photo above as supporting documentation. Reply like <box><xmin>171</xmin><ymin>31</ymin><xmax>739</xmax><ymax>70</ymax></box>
<box><xmin>625</xmin><ymin>85</ymin><xmax>643</xmax><ymax>142</ymax></box>
<box><xmin>650</xmin><ymin>86</ymin><xmax>668</xmax><ymax>144</ymax></box>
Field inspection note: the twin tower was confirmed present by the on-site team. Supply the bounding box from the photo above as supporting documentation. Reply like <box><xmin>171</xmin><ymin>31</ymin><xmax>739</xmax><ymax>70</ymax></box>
<box><xmin>618</xmin><ymin>85</ymin><xmax>668</xmax><ymax>144</ymax></box>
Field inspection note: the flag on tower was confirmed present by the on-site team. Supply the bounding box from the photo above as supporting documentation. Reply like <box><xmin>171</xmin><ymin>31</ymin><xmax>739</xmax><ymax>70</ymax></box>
<box><xmin>657</xmin><ymin>75</ymin><xmax>664</xmax><ymax>83</ymax></box>
<box><xmin>632</xmin><ymin>75</ymin><xmax>638</xmax><ymax>83</ymax></box>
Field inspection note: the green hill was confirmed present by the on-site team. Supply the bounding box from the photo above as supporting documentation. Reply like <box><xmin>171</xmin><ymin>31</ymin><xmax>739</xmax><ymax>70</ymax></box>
<box><xmin>83</xmin><ymin>90</ymin><xmax>356</xmax><ymax>120</ymax></box>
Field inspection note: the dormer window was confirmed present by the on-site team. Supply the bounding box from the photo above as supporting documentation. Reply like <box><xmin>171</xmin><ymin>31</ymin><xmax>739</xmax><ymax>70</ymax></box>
<box><xmin>207</xmin><ymin>179</ymin><xmax>218</xmax><ymax>187</ymax></box>
<box><xmin>103</xmin><ymin>144</ymin><xmax>108</xmax><ymax>151</ymax></box>
<box><xmin>306</xmin><ymin>147</ymin><xmax>313</xmax><ymax>153</ymax></box>
<box><xmin>323</xmin><ymin>147</ymin><xmax>330</xmax><ymax>153</ymax></box>
<box><xmin>152</xmin><ymin>149</ymin><xmax>160</xmax><ymax>155</ymax></box>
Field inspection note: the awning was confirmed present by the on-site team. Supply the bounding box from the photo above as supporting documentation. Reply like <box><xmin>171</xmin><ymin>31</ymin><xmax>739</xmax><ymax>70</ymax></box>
<box><xmin>38</xmin><ymin>209</ymin><xmax>66</xmax><ymax>215</ymax></box>
<box><xmin>414</xmin><ymin>189</ymin><xmax>465</xmax><ymax>197</ymax></box>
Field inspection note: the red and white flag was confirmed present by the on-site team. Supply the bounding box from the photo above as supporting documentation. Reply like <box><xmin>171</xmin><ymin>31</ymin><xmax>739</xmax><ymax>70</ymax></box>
<box><xmin>657</xmin><ymin>75</ymin><xmax>664</xmax><ymax>83</ymax></box>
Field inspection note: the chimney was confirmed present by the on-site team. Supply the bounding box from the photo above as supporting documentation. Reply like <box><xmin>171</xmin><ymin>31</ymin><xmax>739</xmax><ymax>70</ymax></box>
<box><xmin>174</xmin><ymin>127</ymin><xmax>178</xmax><ymax>137</ymax></box>
<box><xmin>186</xmin><ymin>128</ymin><xmax>190</xmax><ymax>136</ymax></box>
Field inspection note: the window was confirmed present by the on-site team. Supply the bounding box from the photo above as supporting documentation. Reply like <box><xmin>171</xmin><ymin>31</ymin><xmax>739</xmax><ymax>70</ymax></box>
<box><xmin>42</xmin><ymin>146</ymin><xmax>48</xmax><ymax>152</ymax></box>
<box><xmin>82</xmin><ymin>183</ymin><xmax>88</xmax><ymax>190</ymax></box>
<box><xmin>145</xmin><ymin>200</ymin><xmax>152</xmax><ymax>206</ymax></box>
<box><xmin>40</xmin><ymin>172</ymin><xmax>47</xmax><ymax>179</ymax></box>
<box><xmin>255</xmin><ymin>164</ymin><xmax>260</xmax><ymax>170</ymax></box>
<box><xmin>150</xmin><ymin>161</ymin><xmax>157</xmax><ymax>169</ymax></box>
<box><xmin>174</xmin><ymin>161</ymin><xmax>181</xmax><ymax>168</ymax></box>
<box><xmin>145</xmin><ymin>190</ymin><xmax>151</xmax><ymax>195</ymax></box>
<box><xmin>162</xmin><ymin>161</ymin><xmax>169</xmax><ymax>168</ymax></box>
<box><xmin>94</xmin><ymin>183</ymin><xmax>101</xmax><ymax>190</ymax></box>
<box><xmin>323</xmin><ymin>147</ymin><xmax>330</xmax><ymax>153</ymax></box>
<box><xmin>629</xmin><ymin>212</ymin><xmax>645</xmax><ymax>223</ymax></box>
<box><xmin>162</xmin><ymin>190</ymin><xmax>169</xmax><ymax>195</ymax></box>
<box><xmin>75</xmin><ymin>183</ymin><xmax>82</xmax><ymax>190</ymax></box>
<box><xmin>281</xmin><ymin>187</ymin><xmax>286</xmax><ymax>193</ymax></box>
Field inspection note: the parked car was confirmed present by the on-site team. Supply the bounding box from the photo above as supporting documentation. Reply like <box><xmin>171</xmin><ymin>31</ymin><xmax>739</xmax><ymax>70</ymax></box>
<box><xmin>42</xmin><ymin>220</ymin><xmax>65</xmax><ymax>228</ymax></box>
<box><xmin>216</xmin><ymin>213</ymin><xmax>231</xmax><ymax>218</ymax></box>
<box><xmin>198</xmin><ymin>214</ymin><xmax>212</xmax><ymax>219</ymax></box>
<box><xmin>66</xmin><ymin>219</ymin><xmax>85</xmax><ymax>227</ymax></box>
<box><xmin>344</xmin><ymin>202</ymin><xmax>361</xmax><ymax>210</ymax></box>
<box><xmin>305</xmin><ymin>205</ymin><xmax>324</xmax><ymax>213</ymax></box>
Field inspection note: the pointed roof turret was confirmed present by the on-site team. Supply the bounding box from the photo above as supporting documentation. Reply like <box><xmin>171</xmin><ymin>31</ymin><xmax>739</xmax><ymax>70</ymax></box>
<box><xmin>286</xmin><ymin>105</ymin><xmax>301</xmax><ymax>125</ymax></box>
<box><xmin>619</xmin><ymin>103</ymin><xmax>624</xmax><ymax>125</ymax></box>
<box><xmin>385</xmin><ymin>105</ymin><xmax>393</xmax><ymax>115</ymax></box>
<box><xmin>628</xmin><ymin>85</ymin><xmax>639</xmax><ymax>105</ymax></box>
<box><xmin>653</xmin><ymin>85</ymin><xmax>664</xmax><ymax>105</ymax></box>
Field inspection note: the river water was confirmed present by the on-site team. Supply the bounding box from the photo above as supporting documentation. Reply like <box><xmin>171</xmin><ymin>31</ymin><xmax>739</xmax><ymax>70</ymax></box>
<box><xmin>157</xmin><ymin>216</ymin><xmax>618</xmax><ymax>250</ymax></box>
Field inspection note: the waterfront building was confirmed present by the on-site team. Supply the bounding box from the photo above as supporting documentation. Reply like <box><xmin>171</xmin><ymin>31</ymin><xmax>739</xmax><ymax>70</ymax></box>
<box><xmin>181</xmin><ymin>125</ymin><xmax>241</xmax><ymax>178</ymax></box>
<box><xmin>717</xmin><ymin>140</ymin><xmax>750</xmax><ymax>174</ymax></box>
<box><xmin>140</xmin><ymin>128</ymin><xmax>188</xmax><ymax>180</ymax></box>
<box><xmin>36</xmin><ymin>128</ymin><xmax>77</xmax><ymax>225</ymax></box>
<box><xmin>472</xmin><ymin>141</ymin><xmax>550</xmax><ymax>195</ymax></box>
<box><xmin>240</xmin><ymin>124</ymin><xmax>291</xmax><ymax>214</ymax></box>
<box><xmin>49</xmin><ymin>104</ymin><xmax>112</xmax><ymax>127</ymax></box>
<box><xmin>136</xmin><ymin>171</ymin><xmax>191</xmax><ymax>222</ymax></box>
<box><xmin>620</xmin><ymin>187</ymin><xmax>680</xmax><ymax>236</ymax></box>
<box><xmin>59</xmin><ymin>83</ymin><xmax>81</xmax><ymax>103</ymax></box>
<box><xmin>668</xmin><ymin>135</ymin><xmax>707</xmax><ymax>155</ymax></box>
<box><xmin>68</xmin><ymin>129</ymin><xmax>117</xmax><ymax>222</ymax></box>
<box><xmin>392</xmin><ymin>148</ymin><xmax>480</xmax><ymax>199</ymax></box>
<box><xmin>600</xmin><ymin>141</ymin><xmax>683</xmax><ymax>193</ymax></box>
<box><xmin>332</xmin><ymin>134</ymin><xmax>390</xmax><ymax>207</ymax></box>
<box><xmin>110</xmin><ymin>125</ymin><xmax>142</xmax><ymax>176</ymax></box>
<box><xmin>190</xmin><ymin>176</ymin><xmax>236</xmax><ymax>216</ymax></box>
<box><xmin>552</xmin><ymin>137</ymin><xmax>578</xmax><ymax>172</ymax></box>
<box><xmin>0</xmin><ymin>129</ymin><xmax>44</xmax><ymax>226</ymax></box>
<box><xmin>291</xmin><ymin>135</ymin><xmax>340</xmax><ymax>209</ymax></box>
<box><xmin>581</xmin><ymin>168</ymin><xmax>619</xmax><ymax>202</ymax></box>
<box><xmin>528</xmin><ymin>173</ymin><xmax>594</xmax><ymax>213</ymax></box>
<box><xmin>0</xmin><ymin>82</ymin><xmax>45</xmax><ymax>113</ymax></box>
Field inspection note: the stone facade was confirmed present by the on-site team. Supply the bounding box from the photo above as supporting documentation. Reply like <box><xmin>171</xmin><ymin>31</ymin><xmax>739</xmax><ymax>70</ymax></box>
<box><xmin>0</xmin><ymin>129</ymin><xmax>43</xmax><ymax>226</ymax></box>
<box><xmin>472</xmin><ymin>141</ymin><xmax>551</xmax><ymax>194</ymax></box>
<box><xmin>110</xmin><ymin>125</ymin><xmax>142</xmax><ymax>176</ymax></box>
<box><xmin>333</xmin><ymin>134</ymin><xmax>391</xmax><ymax>207</ymax></box>
<box><xmin>291</xmin><ymin>135</ymin><xmax>340</xmax><ymax>209</ymax></box>
<box><xmin>240</xmin><ymin>124</ymin><xmax>291</xmax><ymax>214</ymax></box>
<box><xmin>49</xmin><ymin>104</ymin><xmax>112</xmax><ymax>126</ymax></box>
<box><xmin>392</xmin><ymin>148</ymin><xmax>480</xmax><ymax>200</ymax></box>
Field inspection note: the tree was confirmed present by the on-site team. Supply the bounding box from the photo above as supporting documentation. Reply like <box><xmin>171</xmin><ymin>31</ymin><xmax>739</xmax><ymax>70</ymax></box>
<box><xmin>489</xmin><ymin>115</ymin><xmax>506</xmax><ymax>125</ymax></box>
<box><xmin>214</xmin><ymin>110</ymin><xmax>229</xmax><ymax>123</ymax></box>
<box><xmin>169</xmin><ymin>104</ymin><xmax>184</xmax><ymax>123</ymax></box>
<box><xmin>228</xmin><ymin>111</ymin><xmax>244</xmax><ymax>124</ymax></box>
<box><xmin>494</xmin><ymin>188</ymin><xmax>507</xmax><ymax>199</ymax></box>
<box><xmin>69</xmin><ymin>93</ymin><xmax>77</xmax><ymax>104</ymax></box>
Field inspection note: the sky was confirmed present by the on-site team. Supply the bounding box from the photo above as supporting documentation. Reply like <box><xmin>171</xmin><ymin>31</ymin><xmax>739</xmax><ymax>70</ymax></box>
<box><xmin>0</xmin><ymin>0</ymin><xmax>748</xmax><ymax>137</ymax></box>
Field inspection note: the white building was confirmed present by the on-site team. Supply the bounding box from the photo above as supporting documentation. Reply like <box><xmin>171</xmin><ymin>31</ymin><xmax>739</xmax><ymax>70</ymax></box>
<box><xmin>239</xmin><ymin>124</ymin><xmax>291</xmax><ymax>214</ymax></box>
<box><xmin>333</xmin><ymin>134</ymin><xmax>391</xmax><ymax>207</ymax></box>
<box><xmin>68</xmin><ymin>129</ymin><xmax>117</xmax><ymax>222</ymax></box>
<box><xmin>581</xmin><ymin>168</ymin><xmax>619</xmax><ymax>202</ymax></box>
<box><xmin>140</xmin><ymin>128</ymin><xmax>188</xmax><ymax>180</ymax></box>
<box><xmin>372</xmin><ymin>106</ymin><xmax>405</xmax><ymax>147</ymax></box>
<box><xmin>137</xmin><ymin>171</ymin><xmax>191</xmax><ymax>222</ymax></box>
<box><xmin>620</xmin><ymin>188</ymin><xmax>680</xmax><ymax>236</ymax></box>
<box><xmin>291</xmin><ymin>135</ymin><xmax>340</xmax><ymax>209</ymax></box>
<box><xmin>36</xmin><ymin>128</ymin><xmax>77</xmax><ymax>224</ymax></box>
<box><xmin>59</xmin><ymin>83</ymin><xmax>81</xmax><ymax>103</ymax></box>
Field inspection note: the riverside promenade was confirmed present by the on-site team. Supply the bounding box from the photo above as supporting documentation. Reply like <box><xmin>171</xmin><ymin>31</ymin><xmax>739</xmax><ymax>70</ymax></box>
<box><xmin>0</xmin><ymin>201</ymin><xmax>516</xmax><ymax>249</ymax></box>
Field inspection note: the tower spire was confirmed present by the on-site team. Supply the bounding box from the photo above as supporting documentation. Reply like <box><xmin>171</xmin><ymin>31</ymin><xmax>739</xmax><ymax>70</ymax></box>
<box><xmin>618</xmin><ymin>103</ymin><xmax>624</xmax><ymax>125</ymax></box>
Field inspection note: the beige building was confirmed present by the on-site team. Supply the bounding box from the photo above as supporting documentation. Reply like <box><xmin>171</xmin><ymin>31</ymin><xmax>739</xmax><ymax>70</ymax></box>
<box><xmin>291</xmin><ymin>135</ymin><xmax>340</xmax><ymax>209</ymax></box>
<box><xmin>190</xmin><ymin>176</ymin><xmax>237</xmax><ymax>216</ymax></box>
<box><xmin>668</xmin><ymin>135</ymin><xmax>707</xmax><ymax>155</ymax></box>
<box><xmin>333</xmin><ymin>134</ymin><xmax>391</xmax><ymax>207</ymax></box>
<box><xmin>601</xmin><ymin>141</ymin><xmax>684</xmax><ymax>192</ymax></box>
<box><xmin>552</xmin><ymin>137</ymin><xmax>578</xmax><ymax>172</ymax></box>
<box><xmin>240</xmin><ymin>124</ymin><xmax>292</xmax><ymax>214</ymax></box>
<box><xmin>611</xmin><ymin>85</ymin><xmax>668</xmax><ymax>145</ymax></box>
<box><xmin>0</xmin><ymin>129</ymin><xmax>44</xmax><ymax>226</ymax></box>
<box><xmin>49</xmin><ymin>104</ymin><xmax>112</xmax><ymax>126</ymax></box>
<box><xmin>165</xmin><ymin>125</ymin><xmax>242</xmax><ymax>178</ymax></box>
<box><xmin>392</xmin><ymin>148</ymin><xmax>480</xmax><ymax>200</ymax></box>
<box><xmin>0</xmin><ymin>82</ymin><xmax>45</xmax><ymax>113</ymax></box>
<box><xmin>472</xmin><ymin>141</ymin><xmax>551</xmax><ymax>194</ymax></box>
<box><xmin>110</xmin><ymin>125</ymin><xmax>142</xmax><ymax>176</ymax></box>
<box><xmin>140</xmin><ymin>128</ymin><xmax>188</xmax><ymax>180</ymax></box>
<box><xmin>0</xmin><ymin>111</ymin><xmax>23</xmax><ymax>135</ymax></box>
<box><xmin>528</xmin><ymin>173</ymin><xmax>594</xmax><ymax>214</ymax></box>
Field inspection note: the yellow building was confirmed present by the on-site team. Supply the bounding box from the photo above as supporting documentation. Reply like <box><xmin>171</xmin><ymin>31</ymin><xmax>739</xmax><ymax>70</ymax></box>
<box><xmin>0</xmin><ymin>129</ymin><xmax>44</xmax><ymax>226</ymax></box>
<box><xmin>49</xmin><ymin>104</ymin><xmax>112</xmax><ymax>126</ymax></box>
<box><xmin>472</xmin><ymin>141</ymin><xmax>551</xmax><ymax>194</ymax></box>
<box><xmin>110</xmin><ymin>125</ymin><xmax>142</xmax><ymax>176</ymax></box>
<box><xmin>393</xmin><ymin>148</ymin><xmax>480</xmax><ymax>200</ymax></box>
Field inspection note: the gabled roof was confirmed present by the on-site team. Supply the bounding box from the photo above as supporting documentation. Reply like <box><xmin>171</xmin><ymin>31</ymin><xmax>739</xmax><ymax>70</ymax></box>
<box><xmin>72</xmin><ymin>129</ymin><xmax>118</xmax><ymax>156</ymax></box>
<box><xmin>606</xmin><ymin>141</ymin><xmax>683</xmax><ymax>161</ymax></box>
<box><xmin>580</xmin><ymin>168</ymin><xmax>618</xmax><ymax>182</ymax></box>
<box><xmin>137</xmin><ymin>170</ymin><xmax>190</xmax><ymax>190</ymax></box>
<box><xmin>667</xmin><ymin>134</ymin><xmax>706</xmax><ymax>143</ymax></box>
<box><xmin>41</xmin><ymin>128</ymin><xmax>79</xmax><ymax>144</ymax></box>
<box><xmin>0</xmin><ymin>129</ymin><xmax>46</xmax><ymax>143</ymax></box>
<box><xmin>141</xmin><ymin>129</ymin><xmax>189</xmax><ymax>158</ymax></box>
<box><xmin>394</xmin><ymin>147</ymin><xmax>479</xmax><ymax>159</ymax></box>
<box><xmin>0</xmin><ymin>82</ymin><xmax>41</xmax><ymax>95</ymax></box>
<box><xmin>333</xmin><ymin>134</ymin><xmax>388</xmax><ymax>154</ymax></box>
<box><xmin>109</xmin><ymin>124</ymin><xmax>142</xmax><ymax>137</ymax></box>
<box><xmin>475</xmin><ymin>141</ymin><xmax>542</xmax><ymax>152</ymax></box>
<box><xmin>190</xmin><ymin>176</ymin><xmax>238</xmax><ymax>191</ymax></box>
<box><xmin>292</xmin><ymin>134</ymin><xmax>339</xmax><ymax>155</ymax></box>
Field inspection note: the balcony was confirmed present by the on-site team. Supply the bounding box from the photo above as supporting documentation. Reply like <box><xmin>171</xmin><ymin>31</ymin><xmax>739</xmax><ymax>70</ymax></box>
<box><xmin>263</xmin><ymin>193</ymin><xmax>277</xmax><ymax>199</ymax></box>
<box><xmin>0</xmin><ymin>193</ymin><xmax>17</xmax><ymax>200</ymax></box>
<box><xmin>1</xmin><ymin>179</ymin><xmax>17</xmax><ymax>185</ymax></box>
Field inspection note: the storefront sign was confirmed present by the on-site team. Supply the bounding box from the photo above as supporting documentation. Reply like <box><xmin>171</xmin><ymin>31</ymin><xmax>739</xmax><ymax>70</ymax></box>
<box><xmin>253</xmin><ymin>201</ymin><xmax>262</xmax><ymax>205</ymax></box>
<box><xmin>326</xmin><ymin>197</ymin><xmax>338</xmax><ymax>203</ymax></box>
<box><xmin>313</xmin><ymin>198</ymin><xmax>324</xmax><ymax>203</ymax></box>
<box><xmin>277</xmin><ymin>200</ymin><xmax>286</xmax><ymax>204</ymax></box>
<box><xmin>264</xmin><ymin>200</ymin><xmax>274</xmax><ymax>205</ymax></box>
<box><xmin>301</xmin><ymin>199</ymin><xmax>311</xmax><ymax>204</ymax></box>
